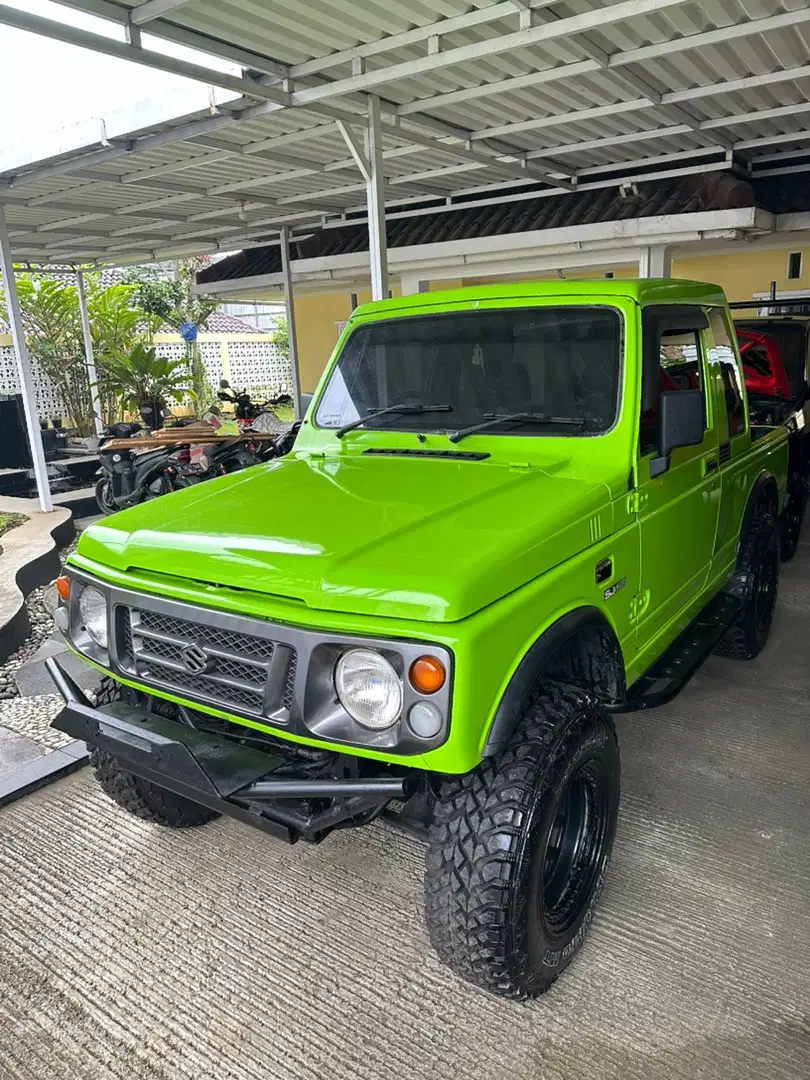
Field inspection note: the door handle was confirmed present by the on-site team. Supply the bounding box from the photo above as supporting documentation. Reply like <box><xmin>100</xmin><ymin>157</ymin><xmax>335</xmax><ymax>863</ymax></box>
<box><xmin>703</xmin><ymin>456</ymin><xmax>718</xmax><ymax>475</ymax></box>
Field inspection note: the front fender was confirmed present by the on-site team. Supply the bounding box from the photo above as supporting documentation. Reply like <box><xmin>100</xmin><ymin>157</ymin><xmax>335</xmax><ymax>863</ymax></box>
<box><xmin>482</xmin><ymin>607</ymin><xmax>625</xmax><ymax>757</ymax></box>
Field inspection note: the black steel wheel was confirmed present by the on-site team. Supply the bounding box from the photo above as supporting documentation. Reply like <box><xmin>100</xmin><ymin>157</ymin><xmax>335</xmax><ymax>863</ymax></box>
<box><xmin>94</xmin><ymin>476</ymin><xmax>118</xmax><ymax>515</ymax></box>
<box><xmin>715</xmin><ymin>499</ymin><xmax>780</xmax><ymax>660</ymax></box>
<box><xmin>424</xmin><ymin>683</ymin><xmax>620</xmax><ymax>999</ymax></box>
<box><xmin>779</xmin><ymin>471</ymin><xmax>807</xmax><ymax>562</ymax></box>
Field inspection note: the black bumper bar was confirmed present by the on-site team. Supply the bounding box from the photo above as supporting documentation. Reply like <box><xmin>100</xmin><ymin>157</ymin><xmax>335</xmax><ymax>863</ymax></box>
<box><xmin>46</xmin><ymin>658</ymin><xmax>407</xmax><ymax>843</ymax></box>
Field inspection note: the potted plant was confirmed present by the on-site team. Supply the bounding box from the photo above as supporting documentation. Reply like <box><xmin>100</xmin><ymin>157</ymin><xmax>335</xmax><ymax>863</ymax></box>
<box><xmin>102</xmin><ymin>343</ymin><xmax>193</xmax><ymax>430</ymax></box>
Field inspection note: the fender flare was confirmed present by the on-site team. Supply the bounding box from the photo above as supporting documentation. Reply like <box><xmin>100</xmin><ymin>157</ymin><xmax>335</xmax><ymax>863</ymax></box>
<box><xmin>740</xmin><ymin>471</ymin><xmax>779</xmax><ymax>544</ymax></box>
<box><xmin>482</xmin><ymin>607</ymin><xmax>625</xmax><ymax>758</ymax></box>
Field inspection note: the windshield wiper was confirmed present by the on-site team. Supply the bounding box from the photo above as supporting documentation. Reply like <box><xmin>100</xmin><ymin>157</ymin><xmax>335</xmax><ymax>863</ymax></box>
<box><xmin>448</xmin><ymin>412</ymin><xmax>587</xmax><ymax>444</ymax></box>
<box><xmin>335</xmin><ymin>403</ymin><xmax>451</xmax><ymax>438</ymax></box>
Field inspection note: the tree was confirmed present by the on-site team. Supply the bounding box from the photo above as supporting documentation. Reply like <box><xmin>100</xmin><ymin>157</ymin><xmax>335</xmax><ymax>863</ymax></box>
<box><xmin>87</xmin><ymin>281</ymin><xmax>142</xmax><ymax>424</ymax></box>
<box><xmin>270</xmin><ymin>315</ymin><xmax>289</xmax><ymax>361</ymax></box>
<box><xmin>123</xmin><ymin>259</ymin><xmax>218</xmax><ymax>416</ymax></box>
<box><xmin>0</xmin><ymin>275</ymin><xmax>94</xmax><ymax>435</ymax></box>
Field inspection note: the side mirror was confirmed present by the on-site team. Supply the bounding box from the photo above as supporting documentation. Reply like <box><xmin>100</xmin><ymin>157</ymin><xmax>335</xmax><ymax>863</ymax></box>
<box><xmin>219</xmin><ymin>378</ymin><xmax>230</xmax><ymax>389</ymax></box>
<box><xmin>650</xmin><ymin>389</ymin><xmax>705</xmax><ymax>478</ymax></box>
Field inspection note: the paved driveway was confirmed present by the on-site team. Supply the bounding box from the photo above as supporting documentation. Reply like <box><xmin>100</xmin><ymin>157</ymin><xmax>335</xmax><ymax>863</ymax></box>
<box><xmin>1</xmin><ymin>543</ymin><xmax>808</xmax><ymax>1080</ymax></box>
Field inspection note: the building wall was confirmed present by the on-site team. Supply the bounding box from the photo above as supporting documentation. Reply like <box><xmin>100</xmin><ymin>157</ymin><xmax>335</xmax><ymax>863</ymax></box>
<box><xmin>282</xmin><ymin>245</ymin><xmax>809</xmax><ymax>393</ymax></box>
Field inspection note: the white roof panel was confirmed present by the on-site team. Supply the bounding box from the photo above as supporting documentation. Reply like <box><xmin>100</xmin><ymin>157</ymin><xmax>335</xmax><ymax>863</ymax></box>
<box><xmin>0</xmin><ymin>0</ymin><xmax>806</xmax><ymax>264</ymax></box>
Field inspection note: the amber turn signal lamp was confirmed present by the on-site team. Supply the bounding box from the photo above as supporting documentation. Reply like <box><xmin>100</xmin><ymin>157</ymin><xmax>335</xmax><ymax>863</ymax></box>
<box><xmin>409</xmin><ymin>656</ymin><xmax>446</xmax><ymax>695</ymax></box>
<box><xmin>55</xmin><ymin>576</ymin><xmax>70</xmax><ymax>602</ymax></box>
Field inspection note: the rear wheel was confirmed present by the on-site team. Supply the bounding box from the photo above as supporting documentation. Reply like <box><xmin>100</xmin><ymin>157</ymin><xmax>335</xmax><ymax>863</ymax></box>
<box><xmin>779</xmin><ymin>470</ymin><xmax>807</xmax><ymax>562</ymax></box>
<box><xmin>715</xmin><ymin>500</ymin><xmax>780</xmax><ymax>660</ymax></box>
<box><xmin>424</xmin><ymin>684</ymin><xmax>620</xmax><ymax>999</ymax></box>
<box><xmin>90</xmin><ymin>677</ymin><xmax>219</xmax><ymax>828</ymax></box>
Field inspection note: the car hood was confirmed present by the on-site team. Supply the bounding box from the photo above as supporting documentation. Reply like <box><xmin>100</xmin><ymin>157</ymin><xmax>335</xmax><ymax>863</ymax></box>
<box><xmin>77</xmin><ymin>453</ymin><xmax>612</xmax><ymax>622</ymax></box>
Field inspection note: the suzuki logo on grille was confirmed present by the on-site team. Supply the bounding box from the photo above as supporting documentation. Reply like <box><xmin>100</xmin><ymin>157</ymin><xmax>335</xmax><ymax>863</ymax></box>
<box><xmin>180</xmin><ymin>642</ymin><xmax>211</xmax><ymax>674</ymax></box>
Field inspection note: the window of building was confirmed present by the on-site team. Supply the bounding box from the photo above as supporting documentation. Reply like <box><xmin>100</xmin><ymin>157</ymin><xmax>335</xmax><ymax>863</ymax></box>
<box><xmin>787</xmin><ymin>252</ymin><xmax>803</xmax><ymax>281</ymax></box>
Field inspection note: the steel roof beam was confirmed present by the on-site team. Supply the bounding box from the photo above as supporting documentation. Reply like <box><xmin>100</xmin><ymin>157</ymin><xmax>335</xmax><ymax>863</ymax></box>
<box><xmin>291</xmin><ymin>6</ymin><xmax>810</xmax><ymax>119</ymax></box>
<box><xmin>290</xmin><ymin>0</ymin><xmax>690</xmax><ymax>104</ymax></box>
<box><xmin>291</xmin><ymin>1</ymin><xmax>581</xmax><ymax>79</ymax></box>
<box><xmin>131</xmin><ymin>0</ymin><xmax>196</xmax><ymax>25</ymax></box>
<box><xmin>0</xmin><ymin>4</ymin><xmax>290</xmax><ymax>105</ymax></box>
<box><xmin>52</xmin><ymin>0</ymin><xmax>290</xmax><ymax>79</ymax></box>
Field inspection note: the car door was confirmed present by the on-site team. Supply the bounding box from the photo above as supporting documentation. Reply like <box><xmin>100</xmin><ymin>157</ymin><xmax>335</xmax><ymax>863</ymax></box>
<box><xmin>634</xmin><ymin>306</ymin><xmax>720</xmax><ymax>656</ymax></box>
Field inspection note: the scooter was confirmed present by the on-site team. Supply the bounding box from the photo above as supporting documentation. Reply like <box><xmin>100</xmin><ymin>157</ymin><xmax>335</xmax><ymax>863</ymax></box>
<box><xmin>95</xmin><ymin>444</ymin><xmax>190</xmax><ymax>515</ymax></box>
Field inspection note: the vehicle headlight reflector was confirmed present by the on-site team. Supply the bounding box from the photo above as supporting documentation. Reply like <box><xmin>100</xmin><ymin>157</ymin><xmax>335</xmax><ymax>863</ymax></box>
<box><xmin>335</xmin><ymin>649</ymin><xmax>402</xmax><ymax>729</ymax></box>
<box><xmin>78</xmin><ymin>586</ymin><xmax>108</xmax><ymax>648</ymax></box>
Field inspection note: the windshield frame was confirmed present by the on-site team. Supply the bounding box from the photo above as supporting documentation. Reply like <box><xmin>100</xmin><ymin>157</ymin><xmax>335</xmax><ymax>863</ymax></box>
<box><xmin>312</xmin><ymin>303</ymin><xmax>626</xmax><ymax>441</ymax></box>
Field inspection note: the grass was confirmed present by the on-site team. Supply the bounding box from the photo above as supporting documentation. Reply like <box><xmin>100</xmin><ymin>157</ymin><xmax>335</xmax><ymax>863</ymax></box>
<box><xmin>0</xmin><ymin>512</ymin><xmax>27</xmax><ymax>540</ymax></box>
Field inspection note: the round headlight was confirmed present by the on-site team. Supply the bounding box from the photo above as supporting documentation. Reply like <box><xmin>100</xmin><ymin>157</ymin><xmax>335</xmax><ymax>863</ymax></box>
<box><xmin>335</xmin><ymin>649</ymin><xmax>402</xmax><ymax>730</ymax></box>
<box><xmin>78</xmin><ymin>586</ymin><xmax>108</xmax><ymax>648</ymax></box>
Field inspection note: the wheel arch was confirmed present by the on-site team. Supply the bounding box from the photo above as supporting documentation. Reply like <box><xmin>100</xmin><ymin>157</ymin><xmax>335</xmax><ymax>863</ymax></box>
<box><xmin>482</xmin><ymin>607</ymin><xmax>625</xmax><ymax>758</ymax></box>
<box><xmin>741</xmin><ymin>470</ymin><xmax>779</xmax><ymax>540</ymax></box>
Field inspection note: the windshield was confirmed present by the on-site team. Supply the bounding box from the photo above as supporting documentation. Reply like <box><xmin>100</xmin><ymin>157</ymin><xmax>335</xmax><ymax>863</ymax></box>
<box><xmin>315</xmin><ymin>306</ymin><xmax>622</xmax><ymax>437</ymax></box>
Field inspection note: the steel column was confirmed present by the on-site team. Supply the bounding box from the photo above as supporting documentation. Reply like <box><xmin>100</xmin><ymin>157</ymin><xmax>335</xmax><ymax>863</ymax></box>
<box><xmin>638</xmin><ymin>246</ymin><xmax>672</xmax><ymax>278</ymax></box>
<box><xmin>365</xmin><ymin>96</ymin><xmax>389</xmax><ymax>302</ymax></box>
<box><xmin>76</xmin><ymin>271</ymin><xmax>104</xmax><ymax>437</ymax></box>
<box><xmin>0</xmin><ymin>205</ymin><xmax>52</xmax><ymax>511</ymax></box>
<box><xmin>279</xmin><ymin>225</ymin><xmax>302</xmax><ymax>419</ymax></box>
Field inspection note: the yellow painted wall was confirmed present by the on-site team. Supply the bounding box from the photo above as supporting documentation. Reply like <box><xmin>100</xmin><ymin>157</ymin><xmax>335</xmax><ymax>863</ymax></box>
<box><xmin>282</xmin><ymin>246</ymin><xmax>809</xmax><ymax>391</ymax></box>
<box><xmin>672</xmin><ymin>248</ymin><xmax>805</xmax><ymax>298</ymax></box>
<box><xmin>294</xmin><ymin>285</ymin><xmax>410</xmax><ymax>392</ymax></box>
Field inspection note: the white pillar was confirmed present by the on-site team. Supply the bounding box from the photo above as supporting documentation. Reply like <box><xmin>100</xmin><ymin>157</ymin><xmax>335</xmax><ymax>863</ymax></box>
<box><xmin>279</xmin><ymin>224</ymin><xmax>302</xmax><ymax>420</ymax></box>
<box><xmin>638</xmin><ymin>245</ymin><xmax>672</xmax><ymax>279</ymax></box>
<box><xmin>365</xmin><ymin>95</ymin><xmax>388</xmax><ymax>301</ymax></box>
<box><xmin>0</xmin><ymin>205</ymin><xmax>52</xmax><ymax>511</ymax></box>
<box><xmin>400</xmin><ymin>276</ymin><xmax>429</xmax><ymax>296</ymax></box>
<box><xmin>76</xmin><ymin>270</ymin><xmax>105</xmax><ymax>437</ymax></box>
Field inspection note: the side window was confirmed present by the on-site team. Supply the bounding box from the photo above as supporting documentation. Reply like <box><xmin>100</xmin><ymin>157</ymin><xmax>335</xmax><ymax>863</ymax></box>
<box><xmin>708</xmin><ymin>309</ymin><xmax>746</xmax><ymax>438</ymax></box>
<box><xmin>640</xmin><ymin>328</ymin><xmax>705</xmax><ymax>456</ymax></box>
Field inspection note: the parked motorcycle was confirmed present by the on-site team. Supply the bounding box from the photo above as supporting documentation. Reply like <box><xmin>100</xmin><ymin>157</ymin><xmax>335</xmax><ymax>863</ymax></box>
<box><xmin>217</xmin><ymin>379</ymin><xmax>292</xmax><ymax>424</ymax></box>
<box><xmin>95</xmin><ymin>412</ymin><xmax>301</xmax><ymax>517</ymax></box>
<box><xmin>95</xmin><ymin>444</ymin><xmax>191</xmax><ymax>515</ymax></box>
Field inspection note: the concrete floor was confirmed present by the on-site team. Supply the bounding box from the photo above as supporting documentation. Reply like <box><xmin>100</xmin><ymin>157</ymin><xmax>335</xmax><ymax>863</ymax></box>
<box><xmin>0</xmin><ymin>545</ymin><xmax>808</xmax><ymax>1080</ymax></box>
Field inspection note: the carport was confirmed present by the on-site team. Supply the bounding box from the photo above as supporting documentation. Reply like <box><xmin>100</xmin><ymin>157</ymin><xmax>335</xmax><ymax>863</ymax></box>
<box><xmin>2</xmin><ymin>0</ymin><xmax>810</xmax><ymax>505</ymax></box>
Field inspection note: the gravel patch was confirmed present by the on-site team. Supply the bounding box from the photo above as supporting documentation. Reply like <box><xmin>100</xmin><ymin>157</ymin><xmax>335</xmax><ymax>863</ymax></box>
<box><xmin>0</xmin><ymin>694</ymin><xmax>71</xmax><ymax>750</ymax></box>
<box><xmin>0</xmin><ymin>586</ymin><xmax>55</xmax><ymax>700</ymax></box>
<box><xmin>0</xmin><ymin>537</ymin><xmax>80</xmax><ymax>702</ymax></box>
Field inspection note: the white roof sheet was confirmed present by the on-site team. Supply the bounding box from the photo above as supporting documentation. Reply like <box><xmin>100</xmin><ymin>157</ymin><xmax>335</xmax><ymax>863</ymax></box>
<box><xmin>0</xmin><ymin>0</ymin><xmax>807</xmax><ymax>265</ymax></box>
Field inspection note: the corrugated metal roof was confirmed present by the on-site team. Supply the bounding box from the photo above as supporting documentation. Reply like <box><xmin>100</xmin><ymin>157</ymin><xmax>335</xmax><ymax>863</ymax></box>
<box><xmin>0</xmin><ymin>0</ymin><xmax>807</xmax><ymax>266</ymax></box>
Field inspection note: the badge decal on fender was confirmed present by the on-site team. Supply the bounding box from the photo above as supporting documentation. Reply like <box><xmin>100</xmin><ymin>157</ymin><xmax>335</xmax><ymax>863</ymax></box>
<box><xmin>603</xmin><ymin>577</ymin><xmax>626</xmax><ymax>601</ymax></box>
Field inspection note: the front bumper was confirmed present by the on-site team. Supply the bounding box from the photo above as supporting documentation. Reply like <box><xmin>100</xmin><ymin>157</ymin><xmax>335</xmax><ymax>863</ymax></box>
<box><xmin>47</xmin><ymin>657</ymin><xmax>409</xmax><ymax>844</ymax></box>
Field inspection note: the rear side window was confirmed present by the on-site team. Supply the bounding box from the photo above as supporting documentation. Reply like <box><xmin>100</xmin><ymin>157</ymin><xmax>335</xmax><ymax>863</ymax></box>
<box><xmin>708</xmin><ymin>309</ymin><xmax>745</xmax><ymax>438</ymax></box>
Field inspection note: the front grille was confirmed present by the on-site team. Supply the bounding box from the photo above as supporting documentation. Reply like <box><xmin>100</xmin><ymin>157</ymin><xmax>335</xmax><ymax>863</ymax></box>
<box><xmin>116</xmin><ymin>604</ymin><xmax>296</xmax><ymax>720</ymax></box>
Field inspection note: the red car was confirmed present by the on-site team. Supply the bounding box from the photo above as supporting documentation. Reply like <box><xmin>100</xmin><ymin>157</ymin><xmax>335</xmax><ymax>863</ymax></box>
<box><xmin>736</xmin><ymin>327</ymin><xmax>793</xmax><ymax>401</ymax></box>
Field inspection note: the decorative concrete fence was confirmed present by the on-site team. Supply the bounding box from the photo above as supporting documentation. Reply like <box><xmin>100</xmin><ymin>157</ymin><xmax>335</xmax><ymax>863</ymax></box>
<box><xmin>0</xmin><ymin>332</ymin><xmax>292</xmax><ymax>423</ymax></box>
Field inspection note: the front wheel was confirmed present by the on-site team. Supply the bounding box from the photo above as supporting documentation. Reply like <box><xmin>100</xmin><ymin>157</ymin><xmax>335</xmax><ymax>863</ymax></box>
<box><xmin>90</xmin><ymin>677</ymin><xmax>219</xmax><ymax>829</ymax></box>
<box><xmin>424</xmin><ymin>684</ymin><xmax>620</xmax><ymax>999</ymax></box>
<box><xmin>94</xmin><ymin>476</ymin><xmax>118</xmax><ymax>515</ymax></box>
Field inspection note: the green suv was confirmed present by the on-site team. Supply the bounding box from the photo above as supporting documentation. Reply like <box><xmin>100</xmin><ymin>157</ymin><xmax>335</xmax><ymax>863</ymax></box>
<box><xmin>49</xmin><ymin>280</ymin><xmax>788</xmax><ymax>999</ymax></box>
